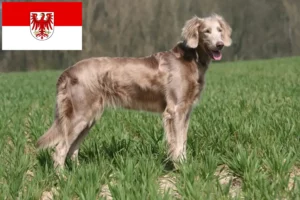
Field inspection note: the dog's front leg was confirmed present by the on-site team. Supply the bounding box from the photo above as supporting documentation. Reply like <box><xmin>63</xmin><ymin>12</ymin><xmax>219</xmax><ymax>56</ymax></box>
<box><xmin>163</xmin><ymin>103</ymin><xmax>192</xmax><ymax>162</ymax></box>
<box><xmin>163</xmin><ymin>105</ymin><xmax>177</xmax><ymax>160</ymax></box>
<box><xmin>173</xmin><ymin>103</ymin><xmax>192</xmax><ymax>162</ymax></box>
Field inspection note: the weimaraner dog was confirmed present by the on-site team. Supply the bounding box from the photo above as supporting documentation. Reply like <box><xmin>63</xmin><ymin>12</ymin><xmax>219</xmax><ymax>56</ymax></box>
<box><xmin>37</xmin><ymin>14</ymin><xmax>232</xmax><ymax>168</ymax></box>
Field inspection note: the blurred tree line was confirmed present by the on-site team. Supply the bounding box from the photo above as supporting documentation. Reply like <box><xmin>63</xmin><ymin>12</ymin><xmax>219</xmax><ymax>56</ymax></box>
<box><xmin>0</xmin><ymin>0</ymin><xmax>299</xmax><ymax>72</ymax></box>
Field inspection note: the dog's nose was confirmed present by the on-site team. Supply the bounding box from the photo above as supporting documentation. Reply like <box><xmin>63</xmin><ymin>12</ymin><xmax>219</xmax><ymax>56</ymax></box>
<box><xmin>216</xmin><ymin>41</ymin><xmax>224</xmax><ymax>50</ymax></box>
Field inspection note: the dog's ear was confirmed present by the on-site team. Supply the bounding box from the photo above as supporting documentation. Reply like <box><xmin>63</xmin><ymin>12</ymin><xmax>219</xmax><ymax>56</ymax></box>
<box><xmin>181</xmin><ymin>16</ymin><xmax>203</xmax><ymax>48</ymax></box>
<box><xmin>215</xmin><ymin>14</ymin><xmax>232</xmax><ymax>46</ymax></box>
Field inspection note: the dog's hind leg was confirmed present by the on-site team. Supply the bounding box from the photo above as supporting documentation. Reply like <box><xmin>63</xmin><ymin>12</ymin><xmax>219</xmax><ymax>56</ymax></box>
<box><xmin>67</xmin><ymin>97</ymin><xmax>105</xmax><ymax>165</ymax></box>
<box><xmin>52</xmin><ymin>71</ymin><xmax>105</xmax><ymax>168</ymax></box>
<box><xmin>67</xmin><ymin>121</ymin><xmax>96</xmax><ymax>165</ymax></box>
<box><xmin>53</xmin><ymin>118</ymin><xmax>88</xmax><ymax>169</ymax></box>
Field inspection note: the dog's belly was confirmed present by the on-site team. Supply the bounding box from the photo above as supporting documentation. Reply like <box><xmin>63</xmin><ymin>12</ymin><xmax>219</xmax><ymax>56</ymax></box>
<box><xmin>123</xmin><ymin>88</ymin><xmax>167</xmax><ymax>113</ymax></box>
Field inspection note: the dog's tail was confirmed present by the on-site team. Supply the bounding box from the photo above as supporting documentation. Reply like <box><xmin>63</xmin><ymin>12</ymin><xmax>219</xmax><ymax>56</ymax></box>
<box><xmin>36</xmin><ymin>71</ymin><xmax>72</xmax><ymax>149</ymax></box>
<box><xmin>36</xmin><ymin>121</ymin><xmax>61</xmax><ymax>149</ymax></box>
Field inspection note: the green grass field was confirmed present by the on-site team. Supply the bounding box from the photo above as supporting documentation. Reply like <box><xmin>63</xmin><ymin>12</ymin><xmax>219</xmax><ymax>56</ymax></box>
<box><xmin>1</xmin><ymin>57</ymin><xmax>300</xmax><ymax>200</ymax></box>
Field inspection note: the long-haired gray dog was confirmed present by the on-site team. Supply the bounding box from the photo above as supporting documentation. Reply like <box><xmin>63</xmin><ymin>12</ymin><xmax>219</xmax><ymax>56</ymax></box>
<box><xmin>37</xmin><ymin>14</ymin><xmax>232</xmax><ymax>168</ymax></box>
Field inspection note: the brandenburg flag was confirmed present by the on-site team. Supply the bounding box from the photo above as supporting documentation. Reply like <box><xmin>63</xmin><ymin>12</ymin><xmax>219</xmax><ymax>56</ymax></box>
<box><xmin>2</xmin><ymin>2</ymin><xmax>82</xmax><ymax>50</ymax></box>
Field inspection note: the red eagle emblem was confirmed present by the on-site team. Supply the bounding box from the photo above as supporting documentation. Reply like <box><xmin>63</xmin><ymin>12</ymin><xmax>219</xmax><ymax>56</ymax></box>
<box><xmin>30</xmin><ymin>12</ymin><xmax>54</xmax><ymax>41</ymax></box>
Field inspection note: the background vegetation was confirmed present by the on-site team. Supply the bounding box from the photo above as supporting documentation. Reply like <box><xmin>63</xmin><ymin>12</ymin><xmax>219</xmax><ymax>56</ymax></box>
<box><xmin>0</xmin><ymin>0</ymin><xmax>300</xmax><ymax>72</ymax></box>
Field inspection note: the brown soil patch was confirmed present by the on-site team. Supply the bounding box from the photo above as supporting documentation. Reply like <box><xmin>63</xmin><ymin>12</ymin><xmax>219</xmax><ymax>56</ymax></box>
<box><xmin>215</xmin><ymin>164</ymin><xmax>243</xmax><ymax>198</ymax></box>
<box><xmin>288</xmin><ymin>165</ymin><xmax>300</xmax><ymax>191</ymax></box>
<box><xmin>158</xmin><ymin>174</ymin><xmax>181</xmax><ymax>199</ymax></box>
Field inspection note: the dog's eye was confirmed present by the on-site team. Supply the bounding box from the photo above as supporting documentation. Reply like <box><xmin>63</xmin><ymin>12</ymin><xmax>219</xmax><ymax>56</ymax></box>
<box><xmin>218</xmin><ymin>28</ymin><xmax>222</xmax><ymax>32</ymax></box>
<box><xmin>204</xmin><ymin>29</ymin><xmax>211</xmax><ymax>34</ymax></box>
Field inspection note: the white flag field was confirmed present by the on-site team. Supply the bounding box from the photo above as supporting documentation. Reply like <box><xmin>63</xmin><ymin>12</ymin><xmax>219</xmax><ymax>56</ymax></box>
<box><xmin>2</xmin><ymin>2</ymin><xmax>82</xmax><ymax>50</ymax></box>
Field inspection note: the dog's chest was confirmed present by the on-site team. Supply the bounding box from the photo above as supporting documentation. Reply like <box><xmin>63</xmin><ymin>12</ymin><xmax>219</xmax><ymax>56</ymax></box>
<box><xmin>190</xmin><ymin>69</ymin><xmax>206</xmax><ymax>106</ymax></box>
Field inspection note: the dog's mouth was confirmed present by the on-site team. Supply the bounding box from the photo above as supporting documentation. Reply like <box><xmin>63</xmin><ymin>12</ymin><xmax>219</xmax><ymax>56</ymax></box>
<box><xmin>205</xmin><ymin>47</ymin><xmax>222</xmax><ymax>61</ymax></box>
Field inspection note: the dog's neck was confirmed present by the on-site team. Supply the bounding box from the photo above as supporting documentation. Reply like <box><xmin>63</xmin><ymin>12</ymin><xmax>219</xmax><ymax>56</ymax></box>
<box><xmin>172</xmin><ymin>42</ymin><xmax>211</xmax><ymax>68</ymax></box>
<box><xmin>195</xmin><ymin>45</ymin><xmax>211</xmax><ymax>67</ymax></box>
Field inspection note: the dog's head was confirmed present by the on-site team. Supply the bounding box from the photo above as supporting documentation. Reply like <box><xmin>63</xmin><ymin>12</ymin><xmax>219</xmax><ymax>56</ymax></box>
<box><xmin>181</xmin><ymin>14</ymin><xmax>232</xmax><ymax>61</ymax></box>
